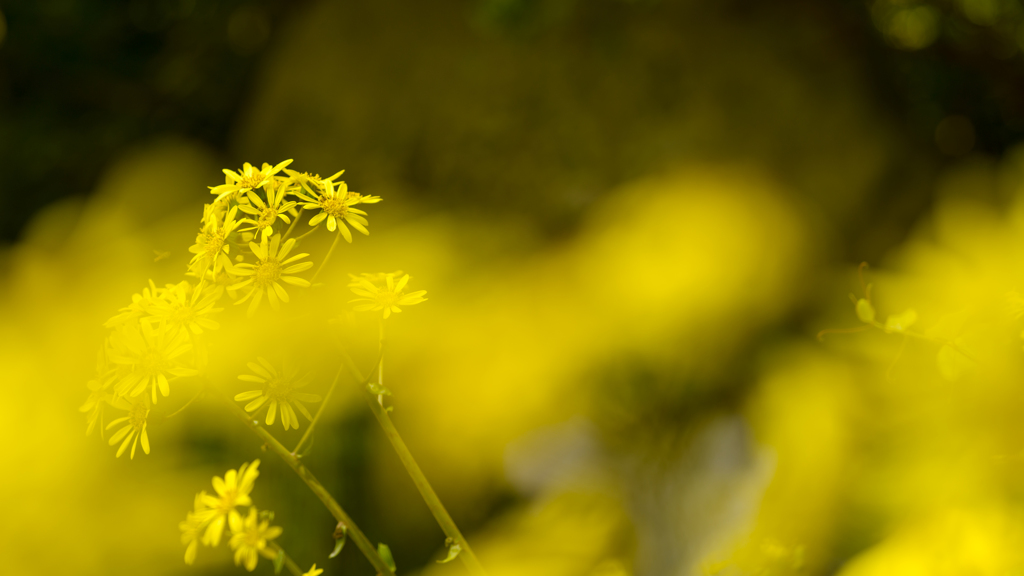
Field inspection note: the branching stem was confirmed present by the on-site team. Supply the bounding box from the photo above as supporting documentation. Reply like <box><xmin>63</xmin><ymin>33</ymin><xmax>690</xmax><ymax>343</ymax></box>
<box><xmin>217</xmin><ymin>387</ymin><xmax>395</xmax><ymax>576</ymax></box>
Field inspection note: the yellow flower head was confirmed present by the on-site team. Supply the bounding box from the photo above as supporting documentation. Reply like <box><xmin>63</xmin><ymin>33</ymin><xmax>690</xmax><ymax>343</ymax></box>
<box><xmin>105</xmin><ymin>395</ymin><xmax>151</xmax><ymax>459</ymax></box>
<box><xmin>229</xmin><ymin>507</ymin><xmax>283</xmax><ymax>572</ymax></box>
<box><xmin>179</xmin><ymin>492</ymin><xmax>209</xmax><ymax>565</ymax></box>
<box><xmin>200</xmin><ymin>460</ymin><xmax>261</xmax><ymax>547</ymax></box>
<box><xmin>80</xmin><ymin>345</ymin><xmax>117</xmax><ymax>436</ymax></box>
<box><xmin>348</xmin><ymin>272</ymin><xmax>428</xmax><ymax>319</ymax></box>
<box><xmin>235</xmin><ymin>357</ymin><xmax>321</xmax><ymax>431</ymax></box>
<box><xmin>298</xmin><ymin>179</ymin><xmax>372</xmax><ymax>243</ymax></box>
<box><xmin>104</xmin><ymin>280</ymin><xmax>164</xmax><ymax>328</ymax></box>
<box><xmin>146</xmin><ymin>281</ymin><xmax>222</xmax><ymax>336</ymax></box>
<box><xmin>303</xmin><ymin>564</ymin><xmax>325</xmax><ymax>576</ymax></box>
<box><xmin>107</xmin><ymin>320</ymin><xmax>198</xmax><ymax>403</ymax></box>
<box><xmin>188</xmin><ymin>205</ymin><xmax>239</xmax><ymax>279</ymax></box>
<box><xmin>210</xmin><ymin>159</ymin><xmax>293</xmax><ymax>203</ymax></box>
<box><xmin>231</xmin><ymin>235</ymin><xmax>313</xmax><ymax>316</ymax></box>
<box><xmin>237</xmin><ymin>178</ymin><xmax>298</xmax><ymax>240</ymax></box>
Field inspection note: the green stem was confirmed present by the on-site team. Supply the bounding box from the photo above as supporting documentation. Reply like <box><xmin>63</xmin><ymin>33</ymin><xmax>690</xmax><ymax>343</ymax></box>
<box><xmin>267</xmin><ymin>544</ymin><xmax>303</xmax><ymax>576</ymax></box>
<box><xmin>310</xmin><ymin>228</ymin><xmax>343</xmax><ymax>285</ymax></box>
<box><xmin>218</xmin><ymin>389</ymin><xmax>396</xmax><ymax>576</ymax></box>
<box><xmin>293</xmin><ymin>351</ymin><xmax>385</xmax><ymax>456</ymax></box>
<box><xmin>282</xmin><ymin>208</ymin><xmax>305</xmax><ymax>241</ymax></box>
<box><xmin>339</xmin><ymin>350</ymin><xmax>487</xmax><ymax>576</ymax></box>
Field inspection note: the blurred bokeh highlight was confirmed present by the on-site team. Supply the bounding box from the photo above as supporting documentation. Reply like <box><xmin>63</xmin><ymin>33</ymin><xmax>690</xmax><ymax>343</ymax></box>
<box><xmin>5</xmin><ymin>0</ymin><xmax>1024</xmax><ymax>574</ymax></box>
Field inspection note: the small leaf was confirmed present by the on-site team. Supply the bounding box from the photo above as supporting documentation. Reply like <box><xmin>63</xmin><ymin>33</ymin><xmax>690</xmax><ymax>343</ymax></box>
<box><xmin>884</xmin><ymin>309</ymin><xmax>917</xmax><ymax>333</ymax></box>
<box><xmin>273</xmin><ymin>549</ymin><xmax>285</xmax><ymax>574</ymax></box>
<box><xmin>378</xmin><ymin>543</ymin><xmax>397</xmax><ymax>573</ymax></box>
<box><xmin>329</xmin><ymin>524</ymin><xmax>348</xmax><ymax>559</ymax></box>
<box><xmin>855</xmin><ymin>298</ymin><xmax>875</xmax><ymax>323</ymax></box>
<box><xmin>438</xmin><ymin>541</ymin><xmax>462</xmax><ymax>564</ymax></box>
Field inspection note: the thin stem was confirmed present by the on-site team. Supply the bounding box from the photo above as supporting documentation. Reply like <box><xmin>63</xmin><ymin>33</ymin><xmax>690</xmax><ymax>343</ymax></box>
<box><xmin>310</xmin><ymin>228</ymin><xmax>342</xmax><ymax>285</ymax></box>
<box><xmin>292</xmin><ymin>351</ymin><xmax>383</xmax><ymax>456</ymax></box>
<box><xmin>291</xmin><ymin>224</ymin><xmax>322</xmax><ymax>243</ymax></box>
<box><xmin>164</xmin><ymin>385</ymin><xmax>204</xmax><ymax>419</ymax></box>
<box><xmin>282</xmin><ymin>207</ymin><xmax>305</xmax><ymax>241</ymax></box>
<box><xmin>292</xmin><ymin>364</ymin><xmax>345</xmax><ymax>456</ymax></box>
<box><xmin>267</xmin><ymin>544</ymin><xmax>303</xmax><ymax>576</ymax></box>
<box><xmin>217</xmin><ymin>388</ymin><xmax>395</xmax><ymax>576</ymax></box>
<box><xmin>338</xmin><ymin>350</ymin><xmax>487</xmax><ymax>576</ymax></box>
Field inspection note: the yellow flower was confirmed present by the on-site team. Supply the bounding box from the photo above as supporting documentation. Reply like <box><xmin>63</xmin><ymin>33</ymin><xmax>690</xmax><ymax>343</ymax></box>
<box><xmin>347</xmin><ymin>191</ymin><xmax>382</xmax><ymax>205</ymax></box>
<box><xmin>200</xmin><ymin>460</ymin><xmax>261</xmax><ymax>547</ymax></box>
<box><xmin>237</xmin><ymin>178</ymin><xmax>298</xmax><ymax>239</ymax></box>
<box><xmin>105</xmin><ymin>396</ymin><xmax>151</xmax><ymax>459</ymax></box>
<box><xmin>229</xmin><ymin>507</ymin><xmax>283</xmax><ymax>572</ymax></box>
<box><xmin>235</xmin><ymin>358</ymin><xmax>321</xmax><ymax>431</ymax></box>
<box><xmin>210</xmin><ymin>160</ymin><xmax>293</xmax><ymax>203</ymax></box>
<box><xmin>297</xmin><ymin>179</ymin><xmax>371</xmax><ymax>243</ymax></box>
<box><xmin>81</xmin><ymin>346</ymin><xmax>117</xmax><ymax>436</ymax></box>
<box><xmin>107</xmin><ymin>320</ymin><xmax>198</xmax><ymax>403</ymax></box>
<box><xmin>284</xmin><ymin>168</ymin><xmax>344</xmax><ymax>197</ymax></box>
<box><xmin>179</xmin><ymin>492</ymin><xmax>209</xmax><ymax>565</ymax></box>
<box><xmin>348</xmin><ymin>272</ymin><xmax>428</xmax><ymax>319</ymax></box>
<box><xmin>188</xmin><ymin>205</ymin><xmax>239</xmax><ymax>279</ymax></box>
<box><xmin>104</xmin><ymin>280</ymin><xmax>164</xmax><ymax>327</ymax></box>
<box><xmin>303</xmin><ymin>564</ymin><xmax>324</xmax><ymax>576</ymax></box>
<box><xmin>231</xmin><ymin>235</ymin><xmax>313</xmax><ymax>316</ymax></box>
<box><xmin>146</xmin><ymin>281</ymin><xmax>222</xmax><ymax>336</ymax></box>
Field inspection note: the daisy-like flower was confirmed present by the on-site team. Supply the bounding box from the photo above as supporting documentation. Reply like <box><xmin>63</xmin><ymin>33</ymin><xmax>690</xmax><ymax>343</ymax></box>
<box><xmin>104</xmin><ymin>280</ymin><xmax>165</xmax><ymax>328</ymax></box>
<box><xmin>81</xmin><ymin>345</ymin><xmax>118</xmax><ymax>436</ymax></box>
<box><xmin>200</xmin><ymin>460</ymin><xmax>261</xmax><ymax>547</ymax></box>
<box><xmin>296</xmin><ymin>178</ymin><xmax>372</xmax><ymax>243</ymax></box>
<box><xmin>303</xmin><ymin>564</ymin><xmax>324</xmax><ymax>576</ymax></box>
<box><xmin>231</xmin><ymin>235</ymin><xmax>313</xmax><ymax>317</ymax></box>
<box><xmin>107</xmin><ymin>320</ymin><xmax>198</xmax><ymax>403</ymax></box>
<box><xmin>179</xmin><ymin>492</ymin><xmax>209</xmax><ymax>565</ymax></box>
<box><xmin>284</xmin><ymin>168</ymin><xmax>344</xmax><ymax>197</ymax></box>
<box><xmin>188</xmin><ymin>205</ymin><xmax>239</xmax><ymax>280</ymax></box>
<box><xmin>229</xmin><ymin>507</ymin><xmax>283</xmax><ymax>572</ymax></box>
<box><xmin>147</xmin><ymin>281</ymin><xmax>222</xmax><ymax>336</ymax></box>
<box><xmin>238</xmin><ymin>178</ymin><xmax>298</xmax><ymax>239</ymax></box>
<box><xmin>349</xmin><ymin>272</ymin><xmax>428</xmax><ymax>319</ymax></box>
<box><xmin>105</xmin><ymin>396</ymin><xmax>151</xmax><ymax>459</ymax></box>
<box><xmin>234</xmin><ymin>357</ymin><xmax>321</xmax><ymax>431</ymax></box>
<box><xmin>347</xmin><ymin>191</ymin><xmax>383</xmax><ymax>205</ymax></box>
<box><xmin>210</xmin><ymin>160</ymin><xmax>293</xmax><ymax>203</ymax></box>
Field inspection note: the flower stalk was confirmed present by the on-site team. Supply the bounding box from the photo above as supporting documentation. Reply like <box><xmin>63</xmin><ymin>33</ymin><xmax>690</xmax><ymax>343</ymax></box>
<box><xmin>218</xmin><ymin>387</ymin><xmax>396</xmax><ymax>576</ymax></box>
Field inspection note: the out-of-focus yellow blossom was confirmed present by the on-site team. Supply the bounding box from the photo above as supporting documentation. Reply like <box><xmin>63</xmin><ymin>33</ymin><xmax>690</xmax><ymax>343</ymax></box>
<box><xmin>105</xmin><ymin>396</ymin><xmax>151</xmax><ymax>459</ymax></box>
<box><xmin>146</xmin><ymin>281</ymin><xmax>222</xmax><ymax>336</ymax></box>
<box><xmin>104</xmin><ymin>280</ymin><xmax>164</xmax><ymax>327</ymax></box>
<box><xmin>188</xmin><ymin>205</ymin><xmax>239</xmax><ymax>279</ymax></box>
<box><xmin>238</xmin><ymin>179</ymin><xmax>298</xmax><ymax>239</ymax></box>
<box><xmin>228</xmin><ymin>507</ymin><xmax>283</xmax><ymax>572</ymax></box>
<box><xmin>199</xmin><ymin>460</ymin><xmax>261</xmax><ymax>547</ymax></box>
<box><xmin>179</xmin><ymin>492</ymin><xmax>209</xmax><ymax>565</ymax></box>
<box><xmin>348</xmin><ymin>271</ymin><xmax>427</xmax><ymax>319</ymax></box>
<box><xmin>235</xmin><ymin>357</ymin><xmax>321</xmax><ymax>430</ymax></box>
<box><xmin>231</xmin><ymin>235</ymin><xmax>312</xmax><ymax>316</ymax></box>
<box><xmin>302</xmin><ymin>563</ymin><xmax>324</xmax><ymax>576</ymax></box>
<box><xmin>107</xmin><ymin>320</ymin><xmax>197</xmax><ymax>403</ymax></box>
<box><xmin>210</xmin><ymin>159</ymin><xmax>293</xmax><ymax>203</ymax></box>
<box><xmin>297</xmin><ymin>178</ymin><xmax>371</xmax><ymax>243</ymax></box>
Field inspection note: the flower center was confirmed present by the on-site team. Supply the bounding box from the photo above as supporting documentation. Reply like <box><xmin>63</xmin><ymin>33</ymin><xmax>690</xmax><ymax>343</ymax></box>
<box><xmin>129</xmin><ymin>403</ymin><xmax>148</xmax><ymax>431</ymax></box>
<box><xmin>203</xmin><ymin>231</ymin><xmax>225</xmax><ymax>255</ymax></box>
<box><xmin>257</xmin><ymin>208</ymin><xmax>278</xmax><ymax>228</ymax></box>
<box><xmin>239</xmin><ymin>172</ymin><xmax>266</xmax><ymax>190</ymax></box>
<box><xmin>170</xmin><ymin>304</ymin><xmax>196</xmax><ymax>326</ymax></box>
<box><xmin>265</xmin><ymin>378</ymin><xmax>293</xmax><ymax>401</ymax></box>
<box><xmin>253</xmin><ymin>259</ymin><xmax>281</xmax><ymax>288</ymax></box>
<box><xmin>321</xmin><ymin>197</ymin><xmax>348</xmax><ymax>218</ymax></box>
<box><xmin>140</xmin><ymin>350</ymin><xmax>165</xmax><ymax>375</ymax></box>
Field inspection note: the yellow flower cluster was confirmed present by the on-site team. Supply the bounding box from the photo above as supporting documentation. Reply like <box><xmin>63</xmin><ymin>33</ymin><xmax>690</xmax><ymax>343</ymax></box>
<box><xmin>234</xmin><ymin>357</ymin><xmax>321</xmax><ymax>431</ymax></box>
<box><xmin>348</xmin><ymin>271</ymin><xmax>428</xmax><ymax>319</ymax></box>
<box><xmin>81</xmin><ymin>161</ymin><xmax>383</xmax><ymax>460</ymax></box>
<box><xmin>179</xmin><ymin>460</ymin><xmax>283</xmax><ymax>571</ymax></box>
